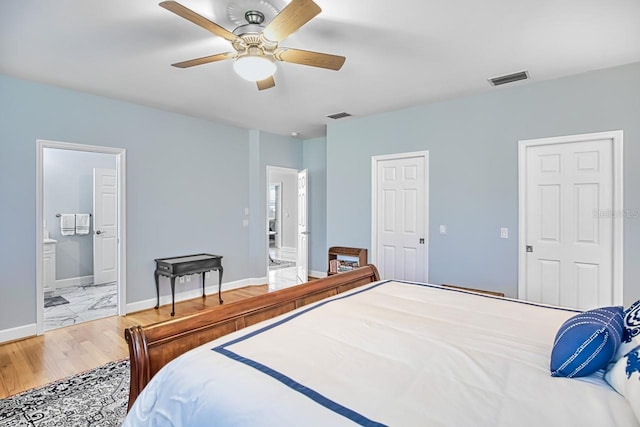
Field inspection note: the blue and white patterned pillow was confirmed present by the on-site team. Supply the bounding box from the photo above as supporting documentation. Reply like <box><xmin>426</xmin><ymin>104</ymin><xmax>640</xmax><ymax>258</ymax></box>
<box><xmin>615</xmin><ymin>299</ymin><xmax>640</xmax><ymax>362</ymax></box>
<box><xmin>605</xmin><ymin>344</ymin><xmax>640</xmax><ymax>422</ymax></box>
<box><xmin>550</xmin><ymin>306</ymin><xmax>624</xmax><ymax>378</ymax></box>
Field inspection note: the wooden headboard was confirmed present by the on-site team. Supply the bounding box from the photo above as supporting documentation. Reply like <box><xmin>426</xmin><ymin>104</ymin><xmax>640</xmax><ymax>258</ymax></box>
<box><xmin>125</xmin><ymin>265</ymin><xmax>380</xmax><ymax>410</ymax></box>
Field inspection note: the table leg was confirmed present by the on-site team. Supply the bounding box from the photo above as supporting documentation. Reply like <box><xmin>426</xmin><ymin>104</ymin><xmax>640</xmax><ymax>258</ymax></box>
<box><xmin>154</xmin><ymin>271</ymin><xmax>160</xmax><ymax>309</ymax></box>
<box><xmin>170</xmin><ymin>276</ymin><xmax>176</xmax><ymax>316</ymax></box>
<box><xmin>202</xmin><ymin>271</ymin><xmax>206</xmax><ymax>298</ymax></box>
<box><xmin>218</xmin><ymin>267</ymin><xmax>224</xmax><ymax>304</ymax></box>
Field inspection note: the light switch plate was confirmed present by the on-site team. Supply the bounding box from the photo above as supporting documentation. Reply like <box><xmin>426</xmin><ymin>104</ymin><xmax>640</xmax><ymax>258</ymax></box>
<box><xmin>439</xmin><ymin>225</ymin><xmax>447</xmax><ymax>235</ymax></box>
<box><xmin>500</xmin><ymin>227</ymin><xmax>509</xmax><ymax>239</ymax></box>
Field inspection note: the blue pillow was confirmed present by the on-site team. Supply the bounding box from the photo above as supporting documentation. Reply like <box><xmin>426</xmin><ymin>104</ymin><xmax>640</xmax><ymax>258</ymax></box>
<box><xmin>550</xmin><ymin>306</ymin><xmax>624</xmax><ymax>378</ymax></box>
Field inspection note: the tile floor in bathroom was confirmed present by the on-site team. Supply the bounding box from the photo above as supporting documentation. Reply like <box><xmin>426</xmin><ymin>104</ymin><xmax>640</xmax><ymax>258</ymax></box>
<box><xmin>44</xmin><ymin>282</ymin><xmax>117</xmax><ymax>331</ymax></box>
<box><xmin>268</xmin><ymin>247</ymin><xmax>299</xmax><ymax>291</ymax></box>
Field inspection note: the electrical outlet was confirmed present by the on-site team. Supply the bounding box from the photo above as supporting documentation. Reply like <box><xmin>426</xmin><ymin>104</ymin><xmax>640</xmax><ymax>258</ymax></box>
<box><xmin>179</xmin><ymin>276</ymin><xmax>185</xmax><ymax>283</ymax></box>
<box><xmin>205</xmin><ymin>271</ymin><xmax>210</xmax><ymax>278</ymax></box>
<box><xmin>500</xmin><ymin>227</ymin><xmax>509</xmax><ymax>239</ymax></box>
<box><xmin>186</xmin><ymin>275</ymin><xmax>191</xmax><ymax>282</ymax></box>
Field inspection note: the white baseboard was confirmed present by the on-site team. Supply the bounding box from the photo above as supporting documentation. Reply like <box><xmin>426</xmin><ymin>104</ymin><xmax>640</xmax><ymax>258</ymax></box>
<box><xmin>0</xmin><ymin>323</ymin><xmax>36</xmax><ymax>344</ymax></box>
<box><xmin>125</xmin><ymin>276</ymin><xmax>268</xmax><ymax>314</ymax></box>
<box><xmin>309</xmin><ymin>270</ymin><xmax>327</xmax><ymax>279</ymax></box>
<box><xmin>55</xmin><ymin>275</ymin><xmax>94</xmax><ymax>289</ymax></box>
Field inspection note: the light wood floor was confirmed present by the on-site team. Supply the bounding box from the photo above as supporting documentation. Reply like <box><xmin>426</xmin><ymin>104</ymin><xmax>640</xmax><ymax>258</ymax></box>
<box><xmin>0</xmin><ymin>284</ymin><xmax>268</xmax><ymax>399</ymax></box>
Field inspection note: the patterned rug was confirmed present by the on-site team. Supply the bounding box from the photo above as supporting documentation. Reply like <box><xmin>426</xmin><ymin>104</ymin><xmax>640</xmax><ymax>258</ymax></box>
<box><xmin>43</xmin><ymin>296</ymin><xmax>69</xmax><ymax>308</ymax></box>
<box><xmin>0</xmin><ymin>359</ymin><xmax>129</xmax><ymax>426</ymax></box>
<box><xmin>269</xmin><ymin>258</ymin><xmax>296</xmax><ymax>270</ymax></box>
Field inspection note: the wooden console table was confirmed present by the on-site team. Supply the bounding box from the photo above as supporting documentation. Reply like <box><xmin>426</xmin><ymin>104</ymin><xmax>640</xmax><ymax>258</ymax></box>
<box><xmin>154</xmin><ymin>254</ymin><xmax>223</xmax><ymax>316</ymax></box>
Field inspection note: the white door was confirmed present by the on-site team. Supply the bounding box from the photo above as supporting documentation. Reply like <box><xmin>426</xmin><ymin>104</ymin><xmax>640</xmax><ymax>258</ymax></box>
<box><xmin>93</xmin><ymin>168</ymin><xmax>117</xmax><ymax>284</ymax></box>
<box><xmin>373</xmin><ymin>152</ymin><xmax>428</xmax><ymax>281</ymax></box>
<box><xmin>274</xmin><ymin>183</ymin><xmax>282</xmax><ymax>249</ymax></box>
<box><xmin>296</xmin><ymin>169</ymin><xmax>309</xmax><ymax>284</ymax></box>
<box><xmin>521</xmin><ymin>135</ymin><xmax>621</xmax><ymax>310</ymax></box>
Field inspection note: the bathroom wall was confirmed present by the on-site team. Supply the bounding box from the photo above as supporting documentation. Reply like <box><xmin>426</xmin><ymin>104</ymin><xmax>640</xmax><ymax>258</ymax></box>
<box><xmin>43</xmin><ymin>148</ymin><xmax>116</xmax><ymax>281</ymax></box>
<box><xmin>268</xmin><ymin>167</ymin><xmax>298</xmax><ymax>250</ymax></box>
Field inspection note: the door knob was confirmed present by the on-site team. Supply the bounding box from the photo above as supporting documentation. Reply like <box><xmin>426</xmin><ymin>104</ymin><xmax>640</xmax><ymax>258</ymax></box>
<box><xmin>96</xmin><ymin>230</ymin><xmax>103</xmax><ymax>235</ymax></box>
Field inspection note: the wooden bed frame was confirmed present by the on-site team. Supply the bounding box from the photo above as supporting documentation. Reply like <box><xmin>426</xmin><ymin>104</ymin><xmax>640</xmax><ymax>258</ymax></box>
<box><xmin>124</xmin><ymin>264</ymin><xmax>380</xmax><ymax>410</ymax></box>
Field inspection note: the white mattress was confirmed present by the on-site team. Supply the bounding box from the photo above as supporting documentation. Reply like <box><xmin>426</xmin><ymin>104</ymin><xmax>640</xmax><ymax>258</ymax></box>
<box><xmin>123</xmin><ymin>280</ymin><xmax>638</xmax><ymax>426</ymax></box>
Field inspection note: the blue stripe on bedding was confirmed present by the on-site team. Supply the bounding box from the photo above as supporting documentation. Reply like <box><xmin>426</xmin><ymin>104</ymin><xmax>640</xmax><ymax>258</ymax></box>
<box><xmin>212</xmin><ymin>279</ymin><xmax>580</xmax><ymax>426</ymax></box>
<box><xmin>215</xmin><ymin>347</ymin><xmax>386</xmax><ymax>427</ymax></box>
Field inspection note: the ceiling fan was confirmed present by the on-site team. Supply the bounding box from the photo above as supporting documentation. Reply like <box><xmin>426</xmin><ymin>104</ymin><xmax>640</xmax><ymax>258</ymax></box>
<box><xmin>160</xmin><ymin>0</ymin><xmax>346</xmax><ymax>90</ymax></box>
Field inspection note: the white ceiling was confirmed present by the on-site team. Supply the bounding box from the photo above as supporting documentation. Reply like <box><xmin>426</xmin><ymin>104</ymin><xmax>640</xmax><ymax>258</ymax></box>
<box><xmin>1</xmin><ymin>0</ymin><xmax>639</xmax><ymax>139</ymax></box>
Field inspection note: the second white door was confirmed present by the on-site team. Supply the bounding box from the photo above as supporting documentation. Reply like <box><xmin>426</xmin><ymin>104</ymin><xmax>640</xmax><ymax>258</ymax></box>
<box><xmin>520</xmin><ymin>132</ymin><xmax>622</xmax><ymax>310</ymax></box>
<box><xmin>373</xmin><ymin>152</ymin><xmax>429</xmax><ymax>282</ymax></box>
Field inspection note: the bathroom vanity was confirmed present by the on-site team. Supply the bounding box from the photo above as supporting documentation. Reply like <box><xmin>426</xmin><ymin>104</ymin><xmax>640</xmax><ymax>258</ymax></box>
<box><xmin>43</xmin><ymin>238</ymin><xmax>57</xmax><ymax>296</ymax></box>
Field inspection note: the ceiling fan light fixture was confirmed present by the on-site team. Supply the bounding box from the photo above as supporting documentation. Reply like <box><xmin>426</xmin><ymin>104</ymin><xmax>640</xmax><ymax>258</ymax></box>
<box><xmin>233</xmin><ymin>54</ymin><xmax>276</xmax><ymax>82</ymax></box>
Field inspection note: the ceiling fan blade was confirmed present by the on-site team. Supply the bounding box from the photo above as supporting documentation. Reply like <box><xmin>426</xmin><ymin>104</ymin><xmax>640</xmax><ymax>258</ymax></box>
<box><xmin>262</xmin><ymin>0</ymin><xmax>321</xmax><ymax>42</ymax></box>
<box><xmin>277</xmin><ymin>48</ymin><xmax>345</xmax><ymax>70</ymax></box>
<box><xmin>160</xmin><ymin>1</ymin><xmax>237</xmax><ymax>43</ymax></box>
<box><xmin>171</xmin><ymin>52</ymin><xmax>235</xmax><ymax>68</ymax></box>
<box><xmin>256</xmin><ymin>76</ymin><xmax>276</xmax><ymax>90</ymax></box>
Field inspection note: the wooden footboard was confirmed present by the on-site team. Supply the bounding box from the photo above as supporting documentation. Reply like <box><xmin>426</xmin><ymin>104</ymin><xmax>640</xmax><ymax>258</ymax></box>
<box><xmin>125</xmin><ymin>265</ymin><xmax>380</xmax><ymax>410</ymax></box>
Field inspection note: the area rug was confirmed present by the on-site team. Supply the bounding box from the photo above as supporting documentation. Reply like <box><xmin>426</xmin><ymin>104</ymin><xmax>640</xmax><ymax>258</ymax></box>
<box><xmin>0</xmin><ymin>359</ymin><xmax>129</xmax><ymax>426</ymax></box>
<box><xmin>269</xmin><ymin>258</ymin><xmax>296</xmax><ymax>270</ymax></box>
<box><xmin>43</xmin><ymin>296</ymin><xmax>69</xmax><ymax>308</ymax></box>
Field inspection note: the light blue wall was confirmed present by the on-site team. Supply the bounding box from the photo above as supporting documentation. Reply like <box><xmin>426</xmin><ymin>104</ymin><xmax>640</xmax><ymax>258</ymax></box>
<box><xmin>0</xmin><ymin>74</ymin><xmax>253</xmax><ymax>331</ymax></box>
<box><xmin>327</xmin><ymin>61</ymin><xmax>640</xmax><ymax>305</ymax></box>
<box><xmin>43</xmin><ymin>149</ymin><xmax>116</xmax><ymax>280</ymax></box>
<box><xmin>303</xmin><ymin>137</ymin><xmax>327</xmax><ymax>274</ymax></box>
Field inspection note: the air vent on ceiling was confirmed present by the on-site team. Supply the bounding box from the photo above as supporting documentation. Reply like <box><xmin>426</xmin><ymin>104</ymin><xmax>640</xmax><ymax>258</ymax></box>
<box><xmin>489</xmin><ymin>71</ymin><xmax>529</xmax><ymax>86</ymax></box>
<box><xmin>327</xmin><ymin>112</ymin><xmax>352</xmax><ymax>120</ymax></box>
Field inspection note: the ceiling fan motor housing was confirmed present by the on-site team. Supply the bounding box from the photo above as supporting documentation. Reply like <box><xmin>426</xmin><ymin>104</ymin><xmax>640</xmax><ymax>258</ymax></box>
<box><xmin>232</xmin><ymin>17</ymin><xmax>278</xmax><ymax>55</ymax></box>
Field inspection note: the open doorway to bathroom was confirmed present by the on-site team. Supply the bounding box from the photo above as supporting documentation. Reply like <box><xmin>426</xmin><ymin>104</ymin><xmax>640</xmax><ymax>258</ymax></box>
<box><xmin>266</xmin><ymin>166</ymin><xmax>298</xmax><ymax>291</ymax></box>
<box><xmin>36</xmin><ymin>140</ymin><xmax>126</xmax><ymax>334</ymax></box>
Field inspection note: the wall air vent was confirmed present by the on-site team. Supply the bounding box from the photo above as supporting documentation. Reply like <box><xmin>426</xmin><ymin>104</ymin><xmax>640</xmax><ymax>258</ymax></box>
<box><xmin>489</xmin><ymin>71</ymin><xmax>529</xmax><ymax>86</ymax></box>
<box><xmin>326</xmin><ymin>112</ymin><xmax>352</xmax><ymax>120</ymax></box>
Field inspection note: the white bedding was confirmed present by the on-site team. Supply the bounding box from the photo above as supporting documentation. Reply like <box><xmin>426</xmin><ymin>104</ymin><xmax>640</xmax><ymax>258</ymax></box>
<box><xmin>123</xmin><ymin>280</ymin><xmax>638</xmax><ymax>426</ymax></box>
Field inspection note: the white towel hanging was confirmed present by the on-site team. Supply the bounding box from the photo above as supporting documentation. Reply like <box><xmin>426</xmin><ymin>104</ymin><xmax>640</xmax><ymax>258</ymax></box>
<box><xmin>75</xmin><ymin>214</ymin><xmax>90</xmax><ymax>235</ymax></box>
<box><xmin>60</xmin><ymin>214</ymin><xmax>75</xmax><ymax>236</ymax></box>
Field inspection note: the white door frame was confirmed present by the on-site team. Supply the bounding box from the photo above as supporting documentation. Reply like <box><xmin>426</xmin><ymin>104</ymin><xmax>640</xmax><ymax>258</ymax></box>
<box><xmin>36</xmin><ymin>139</ymin><xmax>127</xmax><ymax>335</ymax></box>
<box><xmin>517</xmin><ymin>130</ymin><xmax>624</xmax><ymax>305</ymax></box>
<box><xmin>371</xmin><ymin>150</ymin><xmax>430</xmax><ymax>280</ymax></box>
